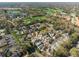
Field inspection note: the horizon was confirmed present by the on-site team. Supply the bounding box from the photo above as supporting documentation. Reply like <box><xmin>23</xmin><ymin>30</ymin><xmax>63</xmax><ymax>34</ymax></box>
<box><xmin>0</xmin><ymin>2</ymin><xmax>79</xmax><ymax>8</ymax></box>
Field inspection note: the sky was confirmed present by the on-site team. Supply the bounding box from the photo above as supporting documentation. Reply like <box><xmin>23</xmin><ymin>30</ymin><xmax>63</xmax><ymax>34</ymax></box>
<box><xmin>0</xmin><ymin>0</ymin><xmax>79</xmax><ymax>2</ymax></box>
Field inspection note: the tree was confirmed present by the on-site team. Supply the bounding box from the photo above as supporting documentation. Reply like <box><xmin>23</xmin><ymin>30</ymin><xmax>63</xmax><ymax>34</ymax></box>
<box><xmin>70</xmin><ymin>47</ymin><xmax>79</xmax><ymax>57</ymax></box>
<box><xmin>70</xmin><ymin>32</ymin><xmax>79</xmax><ymax>44</ymax></box>
<box><xmin>53</xmin><ymin>46</ymin><xmax>69</xmax><ymax>57</ymax></box>
<box><xmin>61</xmin><ymin>40</ymin><xmax>72</xmax><ymax>49</ymax></box>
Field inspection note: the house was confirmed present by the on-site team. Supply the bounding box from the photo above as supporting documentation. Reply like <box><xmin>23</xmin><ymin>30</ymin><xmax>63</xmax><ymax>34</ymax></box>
<box><xmin>76</xmin><ymin>41</ymin><xmax>79</xmax><ymax>49</ymax></box>
<box><xmin>0</xmin><ymin>29</ymin><xmax>5</xmax><ymax>36</ymax></box>
<box><xmin>0</xmin><ymin>36</ymin><xmax>7</xmax><ymax>48</ymax></box>
<box><xmin>70</xmin><ymin>16</ymin><xmax>79</xmax><ymax>27</ymax></box>
<box><xmin>75</xmin><ymin>17</ymin><xmax>79</xmax><ymax>27</ymax></box>
<box><xmin>6</xmin><ymin>10</ymin><xmax>27</xmax><ymax>19</ymax></box>
<box><xmin>34</xmin><ymin>40</ymin><xmax>44</xmax><ymax>51</ymax></box>
<box><xmin>63</xmin><ymin>16</ymin><xmax>71</xmax><ymax>21</ymax></box>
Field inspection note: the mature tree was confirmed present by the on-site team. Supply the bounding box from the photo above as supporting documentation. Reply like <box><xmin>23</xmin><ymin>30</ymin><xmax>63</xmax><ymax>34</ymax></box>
<box><xmin>70</xmin><ymin>32</ymin><xmax>79</xmax><ymax>44</ymax></box>
<box><xmin>53</xmin><ymin>46</ymin><xmax>69</xmax><ymax>57</ymax></box>
<box><xmin>61</xmin><ymin>40</ymin><xmax>72</xmax><ymax>49</ymax></box>
<box><xmin>70</xmin><ymin>47</ymin><xmax>79</xmax><ymax>57</ymax></box>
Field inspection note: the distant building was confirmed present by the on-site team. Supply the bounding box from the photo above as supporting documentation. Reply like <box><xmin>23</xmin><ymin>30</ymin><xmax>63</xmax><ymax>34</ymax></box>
<box><xmin>5</xmin><ymin>10</ymin><xmax>27</xmax><ymax>19</ymax></box>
